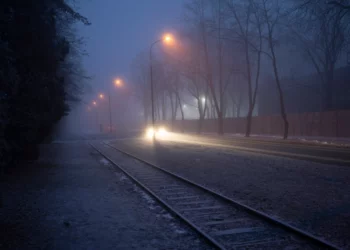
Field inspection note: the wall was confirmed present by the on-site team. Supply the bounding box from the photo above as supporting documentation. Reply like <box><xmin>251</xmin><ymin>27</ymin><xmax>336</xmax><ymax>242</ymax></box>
<box><xmin>167</xmin><ymin>110</ymin><xmax>350</xmax><ymax>138</ymax></box>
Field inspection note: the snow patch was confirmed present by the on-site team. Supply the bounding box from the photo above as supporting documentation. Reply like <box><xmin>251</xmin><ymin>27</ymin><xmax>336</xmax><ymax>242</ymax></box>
<box><xmin>140</xmin><ymin>191</ymin><xmax>155</xmax><ymax>204</ymax></box>
<box><xmin>170</xmin><ymin>223</ymin><xmax>187</xmax><ymax>235</ymax></box>
<box><xmin>161</xmin><ymin>213</ymin><xmax>174</xmax><ymax>220</ymax></box>
<box><xmin>115</xmin><ymin>172</ymin><xmax>129</xmax><ymax>182</ymax></box>
<box><xmin>100</xmin><ymin>158</ymin><xmax>110</xmax><ymax>166</ymax></box>
<box><xmin>174</xmin><ymin>229</ymin><xmax>187</xmax><ymax>234</ymax></box>
<box><xmin>119</xmin><ymin>175</ymin><xmax>128</xmax><ymax>181</ymax></box>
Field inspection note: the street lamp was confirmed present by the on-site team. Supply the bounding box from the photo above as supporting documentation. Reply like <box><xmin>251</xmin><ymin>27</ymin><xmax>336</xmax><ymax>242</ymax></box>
<box><xmin>92</xmin><ymin>101</ymin><xmax>99</xmax><ymax>132</ymax></box>
<box><xmin>149</xmin><ymin>33</ymin><xmax>175</xmax><ymax>136</ymax></box>
<box><xmin>114</xmin><ymin>78</ymin><xmax>123</xmax><ymax>87</ymax></box>
<box><xmin>99</xmin><ymin>92</ymin><xmax>113</xmax><ymax>133</ymax></box>
<box><xmin>98</xmin><ymin>78</ymin><xmax>125</xmax><ymax>134</ymax></box>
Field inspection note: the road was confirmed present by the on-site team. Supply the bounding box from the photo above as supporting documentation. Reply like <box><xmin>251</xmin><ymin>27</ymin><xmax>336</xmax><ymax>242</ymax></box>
<box><xmin>107</xmin><ymin>131</ymin><xmax>350</xmax><ymax>249</ymax></box>
<box><xmin>157</xmin><ymin>133</ymin><xmax>350</xmax><ymax>166</ymax></box>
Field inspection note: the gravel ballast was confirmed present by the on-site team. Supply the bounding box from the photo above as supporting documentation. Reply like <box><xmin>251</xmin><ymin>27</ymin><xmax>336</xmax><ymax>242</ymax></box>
<box><xmin>112</xmin><ymin>138</ymin><xmax>350</xmax><ymax>249</ymax></box>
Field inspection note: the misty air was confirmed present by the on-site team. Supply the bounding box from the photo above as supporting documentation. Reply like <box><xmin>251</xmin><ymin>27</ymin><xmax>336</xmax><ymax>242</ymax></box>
<box><xmin>1</xmin><ymin>0</ymin><xmax>350</xmax><ymax>249</ymax></box>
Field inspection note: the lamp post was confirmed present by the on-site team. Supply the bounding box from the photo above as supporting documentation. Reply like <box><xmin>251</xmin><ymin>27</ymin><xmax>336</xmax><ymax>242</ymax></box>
<box><xmin>99</xmin><ymin>78</ymin><xmax>124</xmax><ymax>134</ymax></box>
<box><xmin>108</xmin><ymin>94</ymin><xmax>112</xmax><ymax>133</ymax></box>
<box><xmin>149</xmin><ymin>34</ymin><xmax>174</xmax><ymax>135</ymax></box>
<box><xmin>99</xmin><ymin>93</ymin><xmax>112</xmax><ymax>133</ymax></box>
<box><xmin>92</xmin><ymin>101</ymin><xmax>99</xmax><ymax>132</ymax></box>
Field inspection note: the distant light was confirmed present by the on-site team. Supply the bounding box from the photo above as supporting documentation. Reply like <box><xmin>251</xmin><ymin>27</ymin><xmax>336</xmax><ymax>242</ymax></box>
<box><xmin>163</xmin><ymin>33</ymin><xmax>174</xmax><ymax>45</ymax></box>
<box><xmin>93</xmin><ymin>101</ymin><xmax>97</xmax><ymax>105</ymax></box>
<box><xmin>115</xmin><ymin>78</ymin><xmax>122</xmax><ymax>87</ymax></box>
<box><xmin>201</xmin><ymin>97</ymin><xmax>206</xmax><ymax>103</ymax></box>
<box><xmin>157</xmin><ymin>127</ymin><xmax>168</xmax><ymax>138</ymax></box>
<box><xmin>146</xmin><ymin>127</ymin><xmax>155</xmax><ymax>139</ymax></box>
<box><xmin>99</xmin><ymin>94</ymin><xmax>104</xmax><ymax>99</ymax></box>
<box><xmin>183</xmin><ymin>104</ymin><xmax>187</xmax><ymax>108</ymax></box>
<box><xmin>145</xmin><ymin>126</ymin><xmax>169</xmax><ymax>139</ymax></box>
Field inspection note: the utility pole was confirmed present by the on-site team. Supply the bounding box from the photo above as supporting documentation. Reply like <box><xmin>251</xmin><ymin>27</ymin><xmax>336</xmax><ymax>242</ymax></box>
<box><xmin>150</xmin><ymin>47</ymin><xmax>155</xmax><ymax>131</ymax></box>
<box><xmin>96</xmin><ymin>110</ymin><xmax>99</xmax><ymax>132</ymax></box>
<box><xmin>108</xmin><ymin>94</ymin><xmax>112</xmax><ymax>133</ymax></box>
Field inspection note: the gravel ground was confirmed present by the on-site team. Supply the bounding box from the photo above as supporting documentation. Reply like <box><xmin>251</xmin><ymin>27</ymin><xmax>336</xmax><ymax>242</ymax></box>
<box><xmin>0</xmin><ymin>142</ymin><xmax>212</xmax><ymax>250</ymax></box>
<box><xmin>111</xmin><ymin>138</ymin><xmax>350</xmax><ymax>249</ymax></box>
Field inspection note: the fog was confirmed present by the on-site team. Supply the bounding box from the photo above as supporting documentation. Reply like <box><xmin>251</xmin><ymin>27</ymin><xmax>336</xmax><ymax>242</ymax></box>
<box><xmin>63</xmin><ymin>0</ymin><xmax>350</xmax><ymax>138</ymax></box>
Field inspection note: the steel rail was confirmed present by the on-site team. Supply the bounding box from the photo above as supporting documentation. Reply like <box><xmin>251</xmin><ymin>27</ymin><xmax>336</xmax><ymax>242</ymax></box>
<box><xmin>89</xmin><ymin>142</ymin><xmax>225</xmax><ymax>250</ymax></box>
<box><xmin>103</xmin><ymin>141</ymin><xmax>340</xmax><ymax>250</ymax></box>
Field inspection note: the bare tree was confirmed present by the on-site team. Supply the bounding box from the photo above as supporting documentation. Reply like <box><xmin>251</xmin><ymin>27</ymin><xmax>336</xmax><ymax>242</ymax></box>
<box><xmin>329</xmin><ymin>0</ymin><xmax>350</xmax><ymax>9</ymax></box>
<box><xmin>225</xmin><ymin>0</ymin><xmax>263</xmax><ymax>137</ymax></box>
<box><xmin>130</xmin><ymin>52</ymin><xmax>151</xmax><ymax>125</ymax></box>
<box><xmin>260</xmin><ymin>0</ymin><xmax>289</xmax><ymax>139</ymax></box>
<box><xmin>289</xmin><ymin>1</ymin><xmax>350</xmax><ymax>111</ymax></box>
<box><xmin>185</xmin><ymin>0</ymin><xmax>226</xmax><ymax>134</ymax></box>
<box><xmin>182</xmin><ymin>56</ymin><xmax>209</xmax><ymax>133</ymax></box>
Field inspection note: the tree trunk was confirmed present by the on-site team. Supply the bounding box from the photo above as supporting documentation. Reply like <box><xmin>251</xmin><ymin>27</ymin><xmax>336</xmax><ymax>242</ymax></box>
<box><xmin>237</xmin><ymin>92</ymin><xmax>242</xmax><ymax>117</ymax></box>
<box><xmin>161</xmin><ymin>93</ymin><xmax>166</xmax><ymax>120</ymax></box>
<box><xmin>218</xmin><ymin>111</ymin><xmax>224</xmax><ymax>135</ymax></box>
<box><xmin>172</xmin><ymin>95</ymin><xmax>179</xmax><ymax>128</ymax></box>
<box><xmin>268</xmin><ymin>35</ymin><xmax>289</xmax><ymax>139</ymax></box>
<box><xmin>197</xmin><ymin>115</ymin><xmax>204</xmax><ymax>134</ymax></box>
<box><xmin>232</xmin><ymin>102</ymin><xmax>236</xmax><ymax>117</ymax></box>
<box><xmin>325</xmin><ymin>72</ymin><xmax>334</xmax><ymax>110</ymax></box>
<box><xmin>273</xmin><ymin>65</ymin><xmax>289</xmax><ymax>139</ymax></box>
<box><xmin>176</xmin><ymin>92</ymin><xmax>185</xmax><ymax>133</ymax></box>
<box><xmin>245</xmin><ymin>109</ymin><xmax>253</xmax><ymax>137</ymax></box>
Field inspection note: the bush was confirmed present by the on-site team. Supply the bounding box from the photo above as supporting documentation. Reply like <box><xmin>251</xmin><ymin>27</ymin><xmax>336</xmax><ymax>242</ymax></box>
<box><xmin>0</xmin><ymin>0</ymin><xmax>89</xmax><ymax>170</ymax></box>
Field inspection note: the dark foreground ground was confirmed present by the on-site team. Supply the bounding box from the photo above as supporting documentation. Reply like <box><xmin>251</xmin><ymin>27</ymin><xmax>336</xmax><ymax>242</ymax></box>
<box><xmin>0</xmin><ymin>141</ymin><xmax>211</xmax><ymax>250</ymax></box>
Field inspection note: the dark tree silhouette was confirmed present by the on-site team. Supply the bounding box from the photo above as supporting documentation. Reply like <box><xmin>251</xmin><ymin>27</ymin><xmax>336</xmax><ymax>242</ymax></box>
<box><xmin>0</xmin><ymin>0</ymin><xmax>89</xmax><ymax>170</ymax></box>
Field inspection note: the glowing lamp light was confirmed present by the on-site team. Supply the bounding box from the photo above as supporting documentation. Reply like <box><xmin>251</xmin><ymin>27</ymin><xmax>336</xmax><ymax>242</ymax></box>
<box><xmin>157</xmin><ymin>127</ymin><xmax>168</xmax><ymax>138</ymax></box>
<box><xmin>99</xmin><ymin>94</ymin><xmax>104</xmax><ymax>99</ymax></box>
<box><xmin>115</xmin><ymin>78</ymin><xmax>122</xmax><ymax>87</ymax></box>
<box><xmin>163</xmin><ymin>33</ymin><xmax>174</xmax><ymax>45</ymax></box>
<box><xmin>145</xmin><ymin>127</ymin><xmax>169</xmax><ymax>139</ymax></box>
<box><xmin>146</xmin><ymin>127</ymin><xmax>155</xmax><ymax>138</ymax></box>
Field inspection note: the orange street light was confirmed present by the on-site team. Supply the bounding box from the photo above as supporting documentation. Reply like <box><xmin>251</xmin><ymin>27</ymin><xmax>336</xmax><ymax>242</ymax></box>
<box><xmin>163</xmin><ymin>33</ymin><xmax>174</xmax><ymax>44</ymax></box>
<box><xmin>98</xmin><ymin>92</ymin><xmax>112</xmax><ymax>133</ymax></box>
<box><xmin>114</xmin><ymin>78</ymin><xmax>122</xmax><ymax>87</ymax></box>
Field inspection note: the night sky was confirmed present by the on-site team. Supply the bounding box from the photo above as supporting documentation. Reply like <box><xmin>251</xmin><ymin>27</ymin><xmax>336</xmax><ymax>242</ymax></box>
<box><xmin>78</xmin><ymin>0</ymin><xmax>184</xmax><ymax>93</ymax></box>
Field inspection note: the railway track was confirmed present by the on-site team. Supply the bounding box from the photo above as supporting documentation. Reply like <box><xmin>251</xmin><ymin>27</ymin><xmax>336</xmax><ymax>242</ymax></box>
<box><xmin>90</xmin><ymin>141</ymin><xmax>340</xmax><ymax>250</ymax></box>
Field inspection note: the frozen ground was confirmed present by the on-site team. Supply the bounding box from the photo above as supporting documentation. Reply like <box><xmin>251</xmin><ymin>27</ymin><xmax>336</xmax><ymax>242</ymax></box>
<box><xmin>112</xmin><ymin>138</ymin><xmax>350</xmax><ymax>249</ymax></box>
<box><xmin>0</xmin><ymin>142</ymin><xmax>212</xmax><ymax>250</ymax></box>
